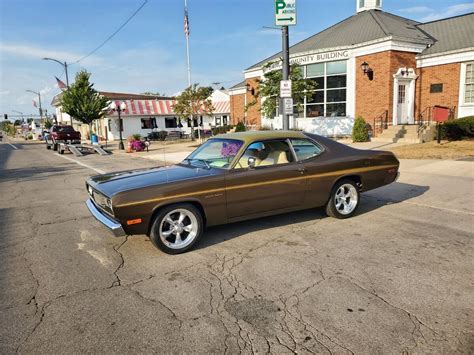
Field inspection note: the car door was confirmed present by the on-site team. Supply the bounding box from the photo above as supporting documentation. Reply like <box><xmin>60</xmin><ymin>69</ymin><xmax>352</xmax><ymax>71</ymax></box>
<box><xmin>289</xmin><ymin>138</ymin><xmax>334</xmax><ymax>207</ymax></box>
<box><xmin>225</xmin><ymin>139</ymin><xmax>306</xmax><ymax>219</ymax></box>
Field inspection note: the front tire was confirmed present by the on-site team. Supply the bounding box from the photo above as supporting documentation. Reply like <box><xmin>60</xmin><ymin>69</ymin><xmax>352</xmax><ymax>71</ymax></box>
<box><xmin>326</xmin><ymin>179</ymin><xmax>360</xmax><ymax>219</ymax></box>
<box><xmin>150</xmin><ymin>204</ymin><xmax>204</xmax><ymax>254</ymax></box>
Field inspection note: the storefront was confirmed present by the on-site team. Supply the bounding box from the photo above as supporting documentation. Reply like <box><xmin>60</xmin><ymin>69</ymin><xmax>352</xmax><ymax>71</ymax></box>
<box><xmin>52</xmin><ymin>90</ymin><xmax>231</xmax><ymax>141</ymax></box>
<box><xmin>229</xmin><ymin>0</ymin><xmax>474</xmax><ymax>137</ymax></box>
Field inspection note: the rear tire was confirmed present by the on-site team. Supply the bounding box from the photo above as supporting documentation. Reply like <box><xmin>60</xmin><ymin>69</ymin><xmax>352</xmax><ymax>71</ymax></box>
<box><xmin>53</xmin><ymin>141</ymin><xmax>58</xmax><ymax>151</ymax></box>
<box><xmin>326</xmin><ymin>179</ymin><xmax>360</xmax><ymax>219</ymax></box>
<box><xmin>150</xmin><ymin>204</ymin><xmax>204</xmax><ymax>254</ymax></box>
<box><xmin>46</xmin><ymin>144</ymin><xmax>51</xmax><ymax>150</ymax></box>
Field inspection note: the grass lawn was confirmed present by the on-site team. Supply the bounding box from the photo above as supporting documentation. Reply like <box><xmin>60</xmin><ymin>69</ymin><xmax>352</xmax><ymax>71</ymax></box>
<box><xmin>388</xmin><ymin>140</ymin><xmax>474</xmax><ymax>160</ymax></box>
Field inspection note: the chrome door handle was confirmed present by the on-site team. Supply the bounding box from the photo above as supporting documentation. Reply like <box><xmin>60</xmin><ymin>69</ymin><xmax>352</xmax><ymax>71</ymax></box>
<box><xmin>297</xmin><ymin>167</ymin><xmax>307</xmax><ymax>174</ymax></box>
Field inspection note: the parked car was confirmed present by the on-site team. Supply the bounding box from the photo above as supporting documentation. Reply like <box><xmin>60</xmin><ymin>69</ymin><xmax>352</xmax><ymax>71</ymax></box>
<box><xmin>85</xmin><ymin>131</ymin><xmax>400</xmax><ymax>254</ymax></box>
<box><xmin>45</xmin><ymin>125</ymin><xmax>81</xmax><ymax>151</ymax></box>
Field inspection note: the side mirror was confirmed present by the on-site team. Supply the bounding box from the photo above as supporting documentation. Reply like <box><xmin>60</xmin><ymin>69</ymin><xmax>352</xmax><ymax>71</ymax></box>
<box><xmin>248</xmin><ymin>157</ymin><xmax>256</xmax><ymax>169</ymax></box>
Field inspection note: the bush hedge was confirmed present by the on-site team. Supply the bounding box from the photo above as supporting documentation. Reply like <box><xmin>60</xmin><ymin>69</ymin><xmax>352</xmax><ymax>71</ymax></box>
<box><xmin>212</xmin><ymin>125</ymin><xmax>234</xmax><ymax>136</ymax></box>
<box><xmin>235</xmin><ymin>121</ymin><xmax>246</xmax><ymax>132</ymax></box>
<box><xmin>352</xmin><ymin>116</ymin><xmax>370</xmax><ymax>142</ymax></box>
<box><xmin>437</xmin><ymin>116</ymin><xmax>474</xmax><ymax>141</ymax></box>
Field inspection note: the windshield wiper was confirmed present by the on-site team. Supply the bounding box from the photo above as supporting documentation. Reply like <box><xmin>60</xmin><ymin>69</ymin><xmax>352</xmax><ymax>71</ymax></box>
<box><xmin>183</xmin><ymin>158</ymin><xmax>211</xmax><ymax>169</ymax></box>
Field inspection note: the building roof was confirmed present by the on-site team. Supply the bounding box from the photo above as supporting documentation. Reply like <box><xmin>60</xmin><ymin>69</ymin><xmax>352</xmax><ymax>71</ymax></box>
<box><xmin>51</xmin><ymin>91</ymin><xmax>173</xmax><ymax>106</ymax></box>
<box><xmin>97</xmin><ymin>92</ymin><xmax>173</xmax><ymax>100</ymax></box>
<box><xmin>416</xmin><ymin>12</ymin><xmax>474</xmax><ymax>57</ymax></box>
<box><xmin>246</xmin><ymin>10</ymin><xmax>432</xmax><ymax>71</ymax></box>
<box><xmin>229</xmin><ymin>80</ymin><xmax>246</xmax><ymax>90</ymax></box>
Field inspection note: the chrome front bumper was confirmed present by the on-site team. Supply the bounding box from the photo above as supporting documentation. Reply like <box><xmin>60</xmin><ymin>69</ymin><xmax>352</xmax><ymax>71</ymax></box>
<box><xmin>86</xmin><ymin>199</ymin><xmax>126</xmax><ymax>237</ymax></box>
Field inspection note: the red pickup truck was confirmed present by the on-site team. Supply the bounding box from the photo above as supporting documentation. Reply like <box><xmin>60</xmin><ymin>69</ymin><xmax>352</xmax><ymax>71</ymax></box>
<box><xmin>45</xmin><ymin>125</ymin><xmax>81</xmax><ymax>151</ymax></box>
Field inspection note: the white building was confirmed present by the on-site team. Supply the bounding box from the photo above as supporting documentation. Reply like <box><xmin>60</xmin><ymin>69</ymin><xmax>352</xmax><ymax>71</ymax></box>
<box><xmin>51</xmin><ymin>90</ymin><xmax>231</xmax><ymax>141</ymax></box>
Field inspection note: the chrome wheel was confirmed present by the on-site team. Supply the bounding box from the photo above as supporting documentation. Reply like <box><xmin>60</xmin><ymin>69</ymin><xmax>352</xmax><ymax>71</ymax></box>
<box><xmin>159</xmin><ymin>208</ymin><xmax>199</xmax><ymax>250</ymax></box>
<box><xmin>334</xmin><ymin>184</ymin><xmax>358</xmax><ymax>215</ymax></box>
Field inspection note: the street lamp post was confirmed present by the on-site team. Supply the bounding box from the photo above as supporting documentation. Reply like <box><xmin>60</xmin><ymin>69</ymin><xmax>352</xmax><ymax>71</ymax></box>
<box><xmin>43</xmin><ymin>57</ymin><xmax>69</xmax><ymax>88</ymax></box>
<box><xmin>12</xmin><ymin>110</ymin><xmax>24</xmax><ymax>122</ymax></box>
<box><xmin>43</xmin><ymin>57</ymin><xmax>72</xmax><ymax>126</ymax></box>
<box><xmin>26</xmin><ymin>90</ymin><xmax>43</xmax><ymax>121</ymax></box>
<box><xmin>110</xmin><ymin>101</ymin><xmax>126</xmax><ymax>150</ymax></box>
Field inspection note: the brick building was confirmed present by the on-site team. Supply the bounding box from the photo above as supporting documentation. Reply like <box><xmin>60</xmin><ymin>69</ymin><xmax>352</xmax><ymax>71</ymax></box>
<box><xmin>229</xmin><ymin>0</ymin><xmax>474</xmax><ymax>138</ymax></box>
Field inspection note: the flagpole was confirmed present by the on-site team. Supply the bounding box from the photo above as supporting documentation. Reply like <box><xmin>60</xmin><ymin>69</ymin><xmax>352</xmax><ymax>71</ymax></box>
<box><xmin>185</xmin><ymin>0</ymin><xmax>191</xmax><ymax>87</ymax></box>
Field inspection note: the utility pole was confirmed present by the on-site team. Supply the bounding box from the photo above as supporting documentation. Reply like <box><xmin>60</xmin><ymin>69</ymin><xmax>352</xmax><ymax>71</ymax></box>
<box><xmin>282</xmin><ymin>25</ymin><xmax>290</xmax><ymax>130</ymax></box>
<box><xmin>275</xmin><ymin>0</ymin><xmax>296</xmax><ymax>131</ymax></box>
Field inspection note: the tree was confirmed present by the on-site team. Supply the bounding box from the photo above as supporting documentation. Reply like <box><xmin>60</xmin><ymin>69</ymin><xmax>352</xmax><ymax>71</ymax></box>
<box><xmin>14</xmin><ymin>119</ymin><xmax>22</xmax><ymax>126</ymax></box>
<box><xmin>172</xmin><ymin>84</ymin><xmax>214</xmax><ymax>140</ymax></box>
<box><xmin>248</xmin><ymin>61</ymin><xmax>318</xmax><ymax>118</ymax></box>
<box><xmin>44</xmin><ymin>118</ymin><xmax>53</xmax><ymax>129</ymax></box>
<box><xmin>60</xmin><ymin>70</ymin><xmax>109</xmax><ymax>141</ymax></box>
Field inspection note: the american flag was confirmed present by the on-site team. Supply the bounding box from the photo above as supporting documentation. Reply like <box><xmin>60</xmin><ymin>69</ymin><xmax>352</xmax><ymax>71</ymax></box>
<box><xmin>33</xmin><ymin>100</ymin><xmax>37</xmax><ymax>108</ymax></box>
<box><xmin>55</xmin><ymin>76</ymin><xmax>67</xmax><ymax>90</ymax></box>
<box><xmin>184</xmin><ymin>7</ymin><xmax>190</xmax><ymax>37</ymax></box>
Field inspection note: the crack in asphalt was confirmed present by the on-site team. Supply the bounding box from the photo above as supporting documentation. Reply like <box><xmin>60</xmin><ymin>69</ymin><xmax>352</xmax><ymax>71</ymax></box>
<box><xmin>109</xmin><ymin>236</ymin><xmax>128</xmax><ymax>288</ymax></box>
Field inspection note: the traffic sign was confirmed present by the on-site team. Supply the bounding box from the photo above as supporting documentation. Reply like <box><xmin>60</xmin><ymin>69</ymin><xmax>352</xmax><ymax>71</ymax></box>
<box><xmin>280</xmin><ymin>80</ymin><xmax>292</xmax><ymax>98</ymax></box>
<box><xmin>283</xmin><ymin>98</ymin><xmax>293</xmax><ymax>115</ymax></box>
<box><xmin>275</xmin><ymin>0</ymin><xmax>297</xmax><ymax>26</ymax></box>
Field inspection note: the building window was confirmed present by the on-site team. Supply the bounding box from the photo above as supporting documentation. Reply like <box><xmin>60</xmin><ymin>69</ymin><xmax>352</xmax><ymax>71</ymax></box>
<box><xmin>215</xmin><ymin>117</ymin><xmax>222</xmax><ymax>126</ymax></box>
<box><xmin>304</xmin><ymin>60</ymin><xmax>347</xmax><ymax>117</ymax></box>
<box><xmin>359</xmin><ymin>0</ymin><xmax>365</xmax><ymax>8</ymax></box>
<box><xmin>141</xmin><ymin>117</ymin><xmax>156</xmax><ymax>129</ymax></box>
<box><xmin>430</xmin><ymin>84</ymin><xmax>443</xmax><ymax>93</ymax></box>
<box><xmin>223</xmin><ymin>115</ymin><xmax>228</xmax><ymax>125</ymax></box>
<box><xmin>465</xmin><ymin>63</ymin><xmax>474</xmax><ymax>103</ymax></box>
<box><xmin>165</xmin><ymin>117</ymin><xmax>178</xmax><ymax>128</ymax></box>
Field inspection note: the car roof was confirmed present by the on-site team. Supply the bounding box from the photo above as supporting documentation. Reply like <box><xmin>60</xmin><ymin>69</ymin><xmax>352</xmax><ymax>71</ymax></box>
<box><xmin>216</xmin><ymin>130</ymin><xmax>306</xmax><ymax>144</ymax></box>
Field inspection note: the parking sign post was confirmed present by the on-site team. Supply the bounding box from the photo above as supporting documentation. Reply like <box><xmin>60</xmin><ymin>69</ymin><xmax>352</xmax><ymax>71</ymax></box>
<box><xmin>275</xmin><ymin>0</ymin><xmax>296</xmax><ymax>130</ymax></box>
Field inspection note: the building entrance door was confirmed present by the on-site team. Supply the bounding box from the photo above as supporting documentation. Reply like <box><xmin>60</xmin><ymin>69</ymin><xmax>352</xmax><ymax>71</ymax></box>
<box><xmin>393</xmin><ymin>68</ymin><xmax>418</xmax><ymax>126</ymax></box>
<box><xmin>397</xmin><ymin>82</ymin><xmax>409</xmax><ymax>124</ymax></box>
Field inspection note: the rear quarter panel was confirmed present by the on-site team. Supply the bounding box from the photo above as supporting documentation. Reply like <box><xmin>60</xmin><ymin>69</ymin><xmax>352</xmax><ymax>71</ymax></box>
<box><xmin>303</xmin><ymin>134</ymin><xmax>399</xmax><ymax>207</ymax></box>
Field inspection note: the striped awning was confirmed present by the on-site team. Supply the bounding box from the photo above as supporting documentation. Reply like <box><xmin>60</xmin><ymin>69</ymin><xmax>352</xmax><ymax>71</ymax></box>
<box><xmin>212</xmin><ymin>101</ymin><xmax>230</xmax><ymax>114</ymax></box>
<box><xmin>109</xmin><ymin>99</ymin><xmax>176</xmax><ymax>116</ymax></box>
<box><xmin>108</xmin><ymin>99</ymin><xmax>230</xmax><ymax>116</ymax></box>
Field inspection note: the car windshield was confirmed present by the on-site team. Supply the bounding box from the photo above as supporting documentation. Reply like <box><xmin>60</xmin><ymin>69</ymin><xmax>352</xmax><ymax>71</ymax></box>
<box><xmin>58</xmin><ymin>126</ymin><xmax>75</xmax><ymax>132</ymax></box>
<box><xmin>183</xmin><ymin>138</ymin><xmax>244</xmax><ymax>169</ymax></box>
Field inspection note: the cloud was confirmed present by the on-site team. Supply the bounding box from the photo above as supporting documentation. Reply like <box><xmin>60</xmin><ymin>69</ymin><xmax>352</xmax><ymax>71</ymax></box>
<box><xmin>0</xmin><ymin>43</ymin><xmax>103</xmax><ymax>66</ymax></box>
<box><xmin>0</xmin><ymin>90</ymin><xmax>10</xmax><ymax>96</ymax></box>
<box><xmin>398</xmin><ymin>3</ymin><xmax>474</xmax><ymax>22</ymax></box>
<box><xmin>398</xmin><ymin>6</ymin><xmax>433</xmax><ymax>14</ymax></box>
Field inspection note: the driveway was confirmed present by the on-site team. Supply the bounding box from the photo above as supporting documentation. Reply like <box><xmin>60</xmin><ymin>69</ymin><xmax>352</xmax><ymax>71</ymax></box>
<box><xmin>1</xmin><ymin>139</ymin><xmax>473</xmax><ymax>353</ymax></box>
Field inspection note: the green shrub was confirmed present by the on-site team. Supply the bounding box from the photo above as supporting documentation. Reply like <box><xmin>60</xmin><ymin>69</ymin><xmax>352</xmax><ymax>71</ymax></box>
<box><xmin>437</xmin><ymin>116</ymin><xmax>474</xmax><ymax>141</ymax></box>
<box><xmin>352</xmin><ymin>116</ymin><xmax>370</xmax><ymax>142</ymax></box>
<box><xmin>132</xmin><ymin>133</ymin><xmax>141</xmax><ymax>141</ymax></box>
<box><xmin>212</xmin><ymin>124</ymin><xmax>234</xmax><ymax>136</ymax></box>
<box><xmin>158</xmin><ymin>130</ymin><xmax>168</xmax><ymax>140</ymax></box>
<box><xmin>27</xmin><ymin>134</ymin><xmax>33</xmax><ymax>140</ymax></box>
<box><xmin>235</xmin><ymin>121</ymin><xmax>246</xmax><ymax>132</ymax></box>
<box><xmin>259</xmin><ymin>125</ymin><xmax>272</xmax><ymax>131</ymax></box>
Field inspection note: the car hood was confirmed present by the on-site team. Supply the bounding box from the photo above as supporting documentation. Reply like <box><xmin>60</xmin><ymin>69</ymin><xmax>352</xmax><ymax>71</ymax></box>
<box><xmin>87</xmin><ymin>164</ymin><xmax>217</xmax><ymax>197</ymax></box>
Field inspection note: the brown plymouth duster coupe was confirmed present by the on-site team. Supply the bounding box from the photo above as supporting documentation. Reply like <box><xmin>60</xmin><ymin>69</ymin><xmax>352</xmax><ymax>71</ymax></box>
<box><xmin>86</xmin><ymin>131</ymin><xmax>399</xmax><ymax>254</ymax></box>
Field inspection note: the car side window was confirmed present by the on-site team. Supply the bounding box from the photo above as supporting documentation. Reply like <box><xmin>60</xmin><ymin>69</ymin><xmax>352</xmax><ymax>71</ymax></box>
<box><xmin>290</xmin><ymin>139</ymin><xmax>323</xmax><ymax>161</ymax></box>
<box><xmin>235</xmin><ymin>140</ymin><xmax>294</xmax><ymax>169</ymax></box>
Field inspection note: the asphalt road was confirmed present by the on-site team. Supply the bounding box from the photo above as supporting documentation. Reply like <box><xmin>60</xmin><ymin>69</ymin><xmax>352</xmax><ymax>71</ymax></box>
<box><xmin>1</xmin><ymin>140</ymin><xmax>473</xmax><ymax>354</ymax></box>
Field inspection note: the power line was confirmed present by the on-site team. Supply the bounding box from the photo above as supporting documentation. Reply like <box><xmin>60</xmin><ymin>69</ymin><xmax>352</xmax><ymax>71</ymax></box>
<box><xmin>72</xmin><ymin>0</ymin><xmax>148</xmax><ymax>64</ymax></box>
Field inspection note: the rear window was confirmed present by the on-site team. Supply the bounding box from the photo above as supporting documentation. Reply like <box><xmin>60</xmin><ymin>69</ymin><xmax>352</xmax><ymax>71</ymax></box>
<box><xmin>290</xmin><ymin>139</ymin><xmax>323</xmax><ymax>161</ymax></box>
<box><xmin>58</xmin><ymin>126</ymin><xmax>75</xmax><ymax>132</ymax></box>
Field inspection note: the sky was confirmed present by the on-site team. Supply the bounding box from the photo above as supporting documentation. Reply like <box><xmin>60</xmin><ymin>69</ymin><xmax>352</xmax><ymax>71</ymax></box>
<box><xmin>1</xmin><ymin>0</ymin><xmax>473</xmax><ymax>119</ymax></box>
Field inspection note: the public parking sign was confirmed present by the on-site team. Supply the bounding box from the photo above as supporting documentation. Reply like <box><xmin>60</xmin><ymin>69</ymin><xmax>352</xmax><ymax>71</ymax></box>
<box><xmin>275</xmin><ymin>0</ymin><xmax>297</xmax><ymax>26</ymax></box>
